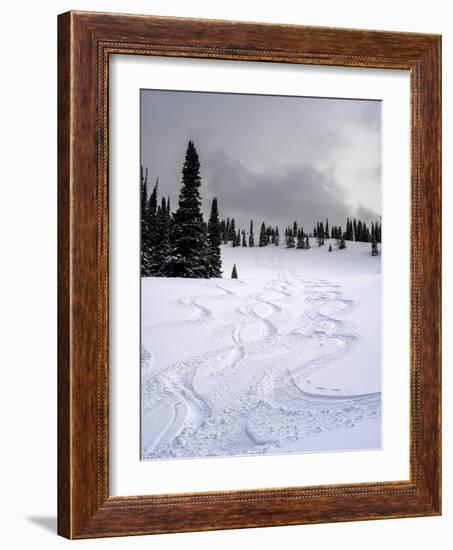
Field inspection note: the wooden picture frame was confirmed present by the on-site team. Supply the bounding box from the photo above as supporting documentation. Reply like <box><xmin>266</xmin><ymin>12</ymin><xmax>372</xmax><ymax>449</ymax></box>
<box><xmin>58</xmin><ymin>10</ymin><xmax>441</xmax><ymax>539</ymax></box>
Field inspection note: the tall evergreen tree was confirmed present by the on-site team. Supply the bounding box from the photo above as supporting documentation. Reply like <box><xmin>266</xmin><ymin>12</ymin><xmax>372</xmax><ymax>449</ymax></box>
<box><xmin>286</xmin><ymin>228</ymin><xmax>295</xmax><ymax>248</ymax></box>
<box><xmin>317</xmin><ymin>221</ymin><xmax>325</xmax><ymax>246</ymax></box>
<box><xmin>371</xmin><ymin>238</ymin><xmax>379</xmax><ymax>256</ymax></box>
<box><xmin>249</xmin><ymin>220</ymin><xmax>254</xmax><ymax>247</ymax></box>
<box><xmin>229</xmin><ymin>218</ymin><xmax>236</xmax><ymax>242</ymax></box>
<box><xmin>207</xmin><ymin>197</ymin><xmax>222</xmax><ymax>277</ymax></box>
<box><xmin>259</xmin><ymin>222</ymin><xmax>267</xmax><ymax>247</ymax></box>
<box><xmin>325</xmin><ymin>219</ymin><xmax>329</xmax><ymax>239</ymax></box>
<box><xmin>304</xmin><ymin>235</ymin><xmax>310</xmax><ymax>249</ymax></box>
<box><xmin>169</xmin><ymin>140</ymin><xmax>208</xmax><ymax>278</ymax></box>
<box><xmin>241</xmin><ymin>230</ymin><xmax>247</xmax><ymax>247</ymax></box>
<box><xmin>296</xmin><ymin>228</ymin><xmax>304</xmax><ymax>249</ymax></box>
<box><xmin>234</xmin><ymin>229</ymin><xmax>241</xmax><ymax>247</ymax></box>
<box><xmin>224</xmin><ymin>218</ymin><xmax>230</xmax><ymax>244</ymax></box>
<box><xmin>357</xmin><ymin>220</ymin><xmax>363</xmax><ymax>242</ymax></box>
<box><xmin>275</xmin><ymin>227</ymin><xmax>280</xmax><ymax>246</ymax></box>
<box><xmin>144</xmin><ymin>175</ymin><xmax>159</xmax><ymax>276</ymax></box>
<box><xmin>152</xmin><ymin>197</ymin><xmax>171</xmax><ymax>276</ymax></box>
<box><xmin>140</xmin><ymin>167</ymin><xmax>150</xmax><ymax>276</ymax></box>
<box><xmin>266</xmin><ymin>226</ymin><xmax>272</xmax><ymax>245</ymax></box>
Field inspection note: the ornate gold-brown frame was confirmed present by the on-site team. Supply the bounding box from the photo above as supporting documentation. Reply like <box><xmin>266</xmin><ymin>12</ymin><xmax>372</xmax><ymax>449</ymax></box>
<box><xmin>58</xmin><ymin>11</ymin><xmax>441</xmax><ymax>538</ymax></box>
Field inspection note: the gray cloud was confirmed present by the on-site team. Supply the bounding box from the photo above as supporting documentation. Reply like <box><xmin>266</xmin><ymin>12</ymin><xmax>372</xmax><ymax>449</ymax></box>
<box><xmin>141</xmin><ymin>89</ymin><xmax>381</xmax><ymax>231</ymax></box>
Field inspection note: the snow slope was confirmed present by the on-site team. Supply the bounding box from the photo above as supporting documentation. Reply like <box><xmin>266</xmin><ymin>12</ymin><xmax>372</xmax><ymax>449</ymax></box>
<box><xmin>141</xmin><ymin>239</ymin><xmax>381</xmax><ymax>460</ymax></box>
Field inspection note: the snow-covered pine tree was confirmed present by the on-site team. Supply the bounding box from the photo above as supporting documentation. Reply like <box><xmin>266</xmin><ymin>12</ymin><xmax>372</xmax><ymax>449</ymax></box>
<box><xmin>229</xmin><ymin>218</ymin><xmax>236</xmax><ymax>242</ymax></box>
<box><xmin>371</xmin><ymin>238</ymin><xmax>378</xmax><ymax>256</ymax></box>
<box><xmin>357</xmin><ymin>220</ymin><xmax>363</xmax><ymax>242</ymax></box>
<box><xmin>242</xmin><ymin>230</ymin><xmax>247</xmax><ymax>247</ymax></box>
<box><xmin>152</xmin><ymin>197</ymin><xmax>172</xmax><ymax>276</ymax></box>
<box><xmin>140</xmin><ymin>166</ymin><xmax>151</xmax><ymax>276</ymax></box>
<box><xmin>286</xmin><ymin>228</ymin><xmax>295</xmax><ymax>248</ymax></box>
<box><xmin>275</xmin><ymin>226</ymin><xmax>279</xmax><ymax>246</ymax></box>
<box><xmin>339</xmin><ymin>235</ymin><xmax>346</xmax><ymax>249</ymax></box>
<box><xmin>169</xmin><ymin>140</ymin><xmax>208</xmax><ymax>278</ymax></box>
<box><xmin>304</xmin><ymin>235</ymin><xmax>310</xmax><ymax>249</ymax></box>
<box><xmin>145</xmin><ymin>176</ymin><xmax>159</xmax><ymax>275</ymax></box>
<box><xmin>325</xmin><ymin>219</ymin><xmax>329</xmax><ymax>239</ymax></box>
<box><xmin>224</xmin><ymin>218</ymin><xmax>230</xmax><ymax>244</ymax></box>
<box><xmin>328</xmin><ymin>243</ymin><xmax>333</xmax><ymax>252</ymax></box>
<box><xmin>231</xmin><ymin>263</ymin><xmax>238</xmax><ymax>279</ymax></box>
<box><xmin>317</xmin><ymin>221</ymin><xmax>324</xmax><ymax>246</ymax></box>
<box><xmin>296</xmin><ymin>228</ymin><xmax>304</xmax><ymax>249</ymax></box>
<box><xmin>207</xmin><ymin>197</ymin><xmax>222</xmax><ymax>278</ymax></box>
<box><xmin>259</xmin><ymin>222</ymin><xmax>267</xmax><ymax>247</ymax></box>
<box><xmin>249</xmin><ymin>220</ymin><xmax>254</xmax><ymax>247</ymax></box>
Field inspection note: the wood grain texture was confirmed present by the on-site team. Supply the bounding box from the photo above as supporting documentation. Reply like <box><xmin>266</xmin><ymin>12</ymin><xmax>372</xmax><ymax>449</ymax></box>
<box><xmin>57</xmin><ymin>10</ymin><xmax>441</xmax><ymax>539</ymax></box>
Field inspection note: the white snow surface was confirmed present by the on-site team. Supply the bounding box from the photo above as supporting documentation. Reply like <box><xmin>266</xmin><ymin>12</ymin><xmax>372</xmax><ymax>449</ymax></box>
<box><xmin>141</xmin><ymin>239</ymin><xmax>382</xmax><ymax>460</ymax></box>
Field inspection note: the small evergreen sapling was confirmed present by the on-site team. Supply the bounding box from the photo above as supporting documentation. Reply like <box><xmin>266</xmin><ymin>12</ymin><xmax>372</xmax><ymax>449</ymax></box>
<box><xmin>231</xmin><ymin>264</ymin><xmax>238</xmax><ymax>279</ymax></box>
<box><xmin>371</xmin><ymin>239</ymin><xmax>379</xmax><ymax>256</ymax></box>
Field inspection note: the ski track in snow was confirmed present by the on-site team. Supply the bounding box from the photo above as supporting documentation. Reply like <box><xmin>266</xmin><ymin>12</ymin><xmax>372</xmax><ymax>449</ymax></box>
<box><xmin>141</xmin><ymin>252</ymin><xmax>381</xmax><ymax>459</ymax></box>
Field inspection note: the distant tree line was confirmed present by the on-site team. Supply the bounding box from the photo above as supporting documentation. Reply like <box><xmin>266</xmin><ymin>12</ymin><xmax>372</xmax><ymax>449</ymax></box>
<box><xmin>218</xmin><ymin>216</ymin><xmax>381</xmax><ymax>252</ymax></box>
<box><xmin>312</xmin><ymin>217</ymin><xmax>381</xmax><ymax>244</ymax></box>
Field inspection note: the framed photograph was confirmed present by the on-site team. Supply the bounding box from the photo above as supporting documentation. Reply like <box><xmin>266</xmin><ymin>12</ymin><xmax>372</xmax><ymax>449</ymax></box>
<box><xmin>58</xmin><ymin>11</ymin><xmax>441</xmax><ymax>539</ymax></box>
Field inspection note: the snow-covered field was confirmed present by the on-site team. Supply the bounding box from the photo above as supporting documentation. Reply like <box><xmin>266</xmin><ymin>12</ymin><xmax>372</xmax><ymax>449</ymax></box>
<box><xmin>141</xmin><ymin>239</ymin><xmax>382</xmax><ymax>460</ymax></box>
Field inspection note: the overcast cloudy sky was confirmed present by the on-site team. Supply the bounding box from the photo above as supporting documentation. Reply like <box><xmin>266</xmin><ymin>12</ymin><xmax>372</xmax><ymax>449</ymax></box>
<box><xmin>141</xmin><ymin>89</ymin><xmax>381</xmax><ymax>231</ymax></box>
